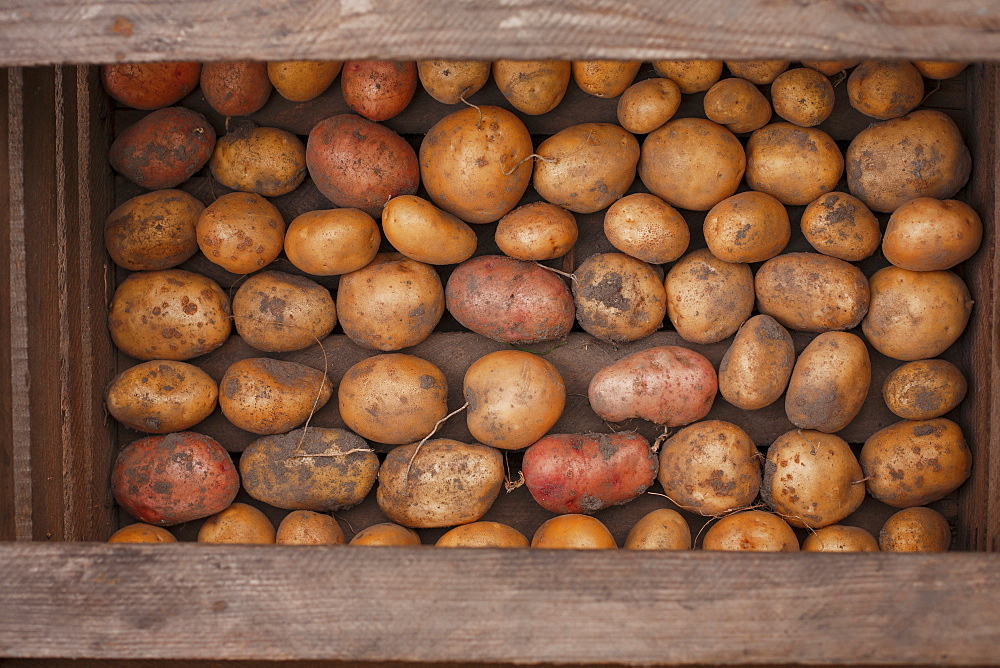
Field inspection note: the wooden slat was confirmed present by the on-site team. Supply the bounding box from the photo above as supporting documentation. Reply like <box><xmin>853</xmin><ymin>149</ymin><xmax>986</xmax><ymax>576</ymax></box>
<box><xmin>0</xmin><ymin>69</ymin><xmax>15</xmax><ymax>541</ymax></box>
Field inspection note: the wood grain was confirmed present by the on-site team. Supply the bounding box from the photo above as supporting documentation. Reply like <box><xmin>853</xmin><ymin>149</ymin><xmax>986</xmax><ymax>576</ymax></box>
<box><xmin>0</xmin><ymin>68</ymin><xmax>17</xmax><ymax>541</ymax></box>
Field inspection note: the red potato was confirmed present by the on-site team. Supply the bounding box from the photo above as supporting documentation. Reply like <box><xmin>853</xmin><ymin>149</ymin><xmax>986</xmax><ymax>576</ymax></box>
<box><xmin>109</xmin><ymin>107</ymin><xmax>215</xmax><ymax>190</ymax></box>
<box><xmin>341</xmin><ymin>60</ymin><xmax>418</xmax><ymax>121</ymax></box>
<box><xmin>200</xmin><ymin>61</ymin><xmax>272</xmax><ymax>117</ymax></box>
<box><xmin>522</xmin><ymin>432</ymin><xmax>658</xmax><ymax>514</ymax></box>
<box><xmin>102</xmin><ymin>62</ymin><xmax>202</xmax><ymax>110</ymax></box>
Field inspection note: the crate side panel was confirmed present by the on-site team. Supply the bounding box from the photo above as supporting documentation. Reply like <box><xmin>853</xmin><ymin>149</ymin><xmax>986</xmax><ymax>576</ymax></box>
<box><xmin>0</xmin><ymin>68</ymin><xmax>14</xmax><ymax>540</ymax></box>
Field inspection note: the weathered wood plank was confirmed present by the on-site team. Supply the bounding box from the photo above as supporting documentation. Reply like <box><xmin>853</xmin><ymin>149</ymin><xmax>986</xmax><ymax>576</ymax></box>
<box><xmin>0</xmin><ymin>68</ymin><xmax>15</xmax><ymax>541</ymax></box>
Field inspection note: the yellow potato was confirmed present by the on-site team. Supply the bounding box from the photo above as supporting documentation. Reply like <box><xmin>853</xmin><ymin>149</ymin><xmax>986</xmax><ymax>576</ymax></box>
<box><xmin>492</xmin><ymin>60</ymin><xmax>571</xmax><ymax>115</ymax></box>
<box><xmin>802</xmin><ymin>525</ymin><xmax>879</xmax><ymax>552</ymax></box>
<box><xmin>745</xmin><ymin>123</ymin><xmax>843</xmax><ymax>206</ymax></box>
<box><xmin>231</xmin><ymin>270</ymin><xmax>336</xmax><ymax>353</ymax></box>
<box><xmin>436</xmin><ymin>522</ymin><xmax>529</xmax><ymax>548</ymax></box>
<box><xmin>573</xmin><ymin>252</ymin><xmax>667</xmax><ymax>343</ymax></box>
<box><xmin>848</xmin><ymin>60</ymin><xmax>924</xmax><ymax>120</ymax></box>
<box><xmin>104</xmin><ymin>189</ymin><xmax>203</xmax><ymax>271</ymax></box>
<box><xmin>268</xmin><ymin>60</ymin><xmax>342</xmax><ymax>102</ymax></box>
<box><xmin>882</xmin><ymin>359</ymin><xmax>967</xmax><ymax>420</ymax></box>
<box><xmin>651</xmin><ymin>60</ymin><xmax>723</xmax><ymax>93</ymax></box>
<box><xmin>664</xmin><ymin>249</ymin><xmax>754</xmax><ymax>344</ymax></box>
<box><xmin>800</xmin><ymin>60</ymin><xmax>861</xmax><ymax>76</ymax></box>
<box><xmin>604</xmin><ymin>193</ymin><xmax>689</xmax><ymax>264</ymax></box>
<box><xmin>219</xmin><ymin>357</ymin><xmax>332</xmax><ymax>435</ymax></box>
<box><xmin>531</xmin><ymin>514</ymin><xmax>617</xmax><ymax>549</ymax></box>
<box><xmin>198</xmin><ymin>503</ymin><xmax>276</xmax><ymax>544</ymax></box>
<box><xmin>349</xmin><ymin>522</ymin><xmax>421</xmax><ymax>546</ymax></box>
<box><xmin>770</xmin><ymin>67</ymin><xmax>835</xmax><ymax>127</ymax></box>
<box><xmin>800</xmin><ymin>192</ymin><xmax>881</xmax><ymax>262</ymax></box>
<box><xmin>417</xmin><ymin>59</ymin><xmax>490</xmax><ymax>104</ymax></box>
<box><xmin>725</xmin><ymin>60</ymin><xmax>789</xmax><ymax>84</ymax></box>
<box><xmin>495</xmin><ymin>202</ymin><xmax>578</xmax><ymax>261</ymax></box>
<box><xmin>106</xmin><ymin>360</ymin><xmax>217</xmax><ymax>434</ymax></box>
<box><xmin>703</xmin><ymin>78</ymin><xmax>772</xmax><ymax>133</ymax></box>
<box><xmin>755</xmin><ymin>252</ymin><xmax>869</xmax><ymax>332</ymax></box>
<box><xmin>882</xmin><ymin>197</ymin><xmax>983</xmax><ymax>271</ymax></box>
<box><xmin>196</xmin><ymin>192</ymin><xmax>285</xmax><ymax>274</ymax></box>
<box><xmin>572</xmin><ymin>60</ymin><xmax>641</xmax><ymax>98</ymax></box>
<box><xmin>616</xmin><ymin>78</ymin><xmax>681</xmax><ymax>135</ymax></box>
<box><xmin>912</xmin><ymin>61</ymin><xmax>969</xmax><ymax>80</ymax></box>
<box><xmin>284</xmin><ymin>208</ymin><xmax>380</xmax><ymax>276</ymax></box>
<box><xmin>784</xmin><ymin>332</ymin><xmax>871</xmax><ymax>433</ymax></box>
<box><xmin>702</xmin><ymin>510</ymin><xmax>799</xmax><ymax>551</ymax></box>
<box><xmin>703</xmin><ymin>191</ymin><xmax>790</xmax><ymax>263</ymax></box>
<box><xmin>719</xmin><ymin>314</ymin><xmax>795</xmax><ymax>411</ymax></box>
<box><xmin>108</xmin><ymin>523</ymin><xmax>177</xmax><ymax>543</ymax></box>
<box><xmin>879</xmin><ymin>507</ymin><xmax>952</xmax><ymax>552</ymax></box>
<box><xmin>209</xmin><ymin>123</ymin><xmax>306</xmax><ymax>197</ymax></box>
<box><xmin>623</xmin><ymin>509</ymin><xmax>692</xmax><ymax>550</ymax></box>
<box><xmin>276</xmin><ymin>510</ymin><xmax>346</xmax><ymax>545</ymax></box>
<box><xmin>382</xmin><ymin>195</ymin><xmax>477</xmax><ymax>265</ymax></box>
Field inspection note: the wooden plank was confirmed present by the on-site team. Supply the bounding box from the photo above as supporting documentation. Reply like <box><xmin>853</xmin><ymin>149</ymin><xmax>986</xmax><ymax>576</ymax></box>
<box><xmin>0</xmin><ymin>68</ymin><xmax>13</xmax><ymax>541</ymax></box>
<box><xmin>2</xmin><ymin>1</ymin><xmax>1000</xmax><ymax>66</ymax></box>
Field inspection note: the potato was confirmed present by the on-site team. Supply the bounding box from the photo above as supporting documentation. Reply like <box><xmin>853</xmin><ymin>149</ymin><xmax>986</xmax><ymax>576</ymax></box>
<box><xmin>702</xmin><ymin>510</ymin><xmax>799</xmax><ymax>551</ymax></box>
<box><xmin>883</xmin><ymin>198</ymin><xmax>983</xmax><ymax>272</ymax></box>
<box><xmin>382</xmin><ymin>195</ymin><xmax>477</xmax><ymax>265</ymax></box>
<box><xmin>349</xmin><ymin>522</ymin><xmax>421</xmax><ymax>546</ymax></box>
<box><xmin>232</xmin><ymin>270</ymin><xmax>336</xmax><ymax>353</ymax></box>
<box><xmin>341</xmin><ymin>60</ymin><xmax>418</xmax><ymax>121</ymax></box>
<box><xmin>846</xmin><ymin>110</ymin><xmax>971</xmax><ymax>213</ymax></box>
<box><xmin>785</xmin><ymin>332</ymin><xmax>871</xmax><ymax>433</ymax></box>
<box><xmin>703</xmin><ymin>191</ymin><xmax>790</xmax><ymax>263</ymax></box>
<box><xmin>106</xmin><ymin>360</ymin><xmax>217</xmax><ymax>434</ymax></box>
<box><xmin>196</xmin><ymin>192</ymin><xmax>285</xmax><ymax>274</ymax></box>
<box><xmin>860</xmin><ymin>418</ymin><xmax>971</xmax><ymax>508</ymax></box>
<box><xmin>624</xmin><ymin>509</ymin><xmax>692</xmax><ymax>550</ymax></box>
<box><xmin>102</xmin><ymin>62</ymin><xmax>201</xmax><ymax>110</ymax></box>
<box><xmin>638</xmin><ymin>117</ymin><xmax>745</xmax><ymax>211</ymax></box>
<box><xmin>417</xmin><ymin>60</ymin><xmax>490</xmax><ymax>104</ymax></box>
<box><xmin>572</xmin><ymin>60</ymin><xmax>641</xmax><ymax>98</ymax></box>
<box><xmin>338</xmin><ymin>353</ymin><xmax>448</xmax><ymax>445</ymax></box>
<box><xmin>336</xmin><ymin>253</ymin><xmax>444</xmax><ymax>351</ymax></box>
<box><xmin>531</xmin><ymin>514</ymin><xmax>617</xmax><ymax>549</ymax></box>
<box><xmin>219</xmin><ymin>357</ymin><xmax>333</xmax><ymax>435</ymax></box>
<box><xmin>533</xmin><ymin>123</ymin><xmax>640</xmax><ymax>214</ymax></box>
<box><xmin>377</xmin><ymin>439</ymin><xmax>504</xmax><ymax>528</ymax></box>
<box><xmin>241</xmin><ymin>427</ymin><xmax>379</xmax><ymax>512</ymax></box>
<box><xmin>883</xmin><ymin>359</ymin><xmax>967</xmax><ymax>420</ymax></box>
<box><xmin>276</xmin><ymin>510</ymin><xmax>346</xmax><ymax>545</ymax></box>
<box><xmin>800</xmin><ymin>60</ymin><xmax>861</xmax><ymax>76</ymax></box>
<box><xmin>665</xmin><ymin>249</ymin><xmax>754</xmax><ymax>344</ymax></box>
<box><xmin>306</xmin><ymin>114</ymin><xmax>419</xmax><ymax>217</ymax></box>
<box><xmin>436</xmin><ymin>522</ymin><xmax>529</xmax><ymax>548</ymax></box>
<box><xmin>108</xmin><ymin>269</ymin><xmax>231</xmax><ymax>361</ymax></box>
<box><xmin>495</xmin><ymin>202</ymin><xmax>578</xmax><ymax>261</ymax></box>
<box><xmin>209</xmin><ymin>122</ymin><xmax>306</xmax><ymax>197</ymax></box>
<box><xmin>522</xmin><ymin>432</ymin><xmax>658</xmax><ymax>514</ymax></box>
<box><xmin>726</xmin><ymin>60</ymin><xmax>789</xmax><ymax>84</ymax></box>
<box><xmin>420</xmin><ymin>105</ymin><xmax>533</xmax><ymax>224</ymax></box>
<box><xmin>755</xmin><ymin>252</ymin><xmax>869</xmax><ymax>333</ymax></box>
<box><xmin>109</xmin><ymin>107</ymin><xmax>215</xmax><ymax>189</ymax></box>
<box><xmin>200</xmin><ymin>61</ymin><xmax>272</xmax><ymax>117</ymax></box>
<box><xmin>912</xmin><ymin>61</ymin><xmax>969</xmax><ymax>80</ymax></box>
<box><xmin>267</xmin><ymin>60</ymin><xmax>343</xmax><ymax>102</ymax></box>
<box><xmin>108</xmin><ymin>523</ymin><xmax>178</xmax><ymax>543</ymax></box>
<box><xmin>604</xmin><ymin>193</ymin><xmax>689</xmax><ymax>264</ymax></box>
<box><xmin>492</xmin><ymin>60</ymin><xmax>571</xmax><ymax>115</ymax></box>
<box><xmin>111</xmin><ymin>431</ymin><xmax>239</xmax><ymax>526</ymax></box>
<box><xmin>104</xmin><ymin>189</ymin><xmax>203</xmax><ymax>271</ymax></box>
<box><xmin>573</xmin><ymin>252</ymin><xmax>666</xmax><ymax>343</ymax></box>
<box><xmin>588</xmin><ymin>345</ymin><xmax>717</xmax><ymax>427</ymax></box>
<box><xmin>719</xmin><ymin>315</ymin><xmax>795</xmax><ymax>411</ymax></box>
<box><xmin>703</xmin><ymin>78</ymin><xmax>772</xmax><ymax>133</ymax></box>
<box><xmin>800</xmin><ymin>192</ymin><xmax>881</xmax><ymax>262</ymax></box>
<box><xmin>862</xmin><ymin>266</ymin><xmax>972</xmax><ymax>361</ymax></box>
<box><xmin>446</xmin><ymin>255</ymin><xmax>575</xmax><ymax>345</ymax></box>
<box><xmin>284</xmin><ymin>208</ymin><xmax>380</xmax><ymax>276</ymax></box>
<box><xmin>746</xmin><ymin>123</ymin><xmax>844</xmax><ymax>206</ymax></box>
<box><xmin>616</xmin><ymin>78</ymin><xmax>682</xmax><ymax>134</ymax></box>
<box><xmin>802</xmin><ymin>525</ymin><xmax>879</xmax><ymax>552</ymax></box>
<box><xmin>770</xmin><ymin>67</ymin><xmax>835</xmax><ymax>127</ymax></box>
<box><xmin>198</xmin><ymin>503</ymin><xmax>276</xmax><ymax>544</ymax></box>
<box><xmin>464</xmin><ymin>350</ymin><xmax>566</xmax><ymax>451</ymax></box>
<box><xmin>657</xmin><ymin>420</ymin><xmax>760</xmax><ymax>516</ymax></box>
<box><xmin>763</xmin><ymin>429</ymin><xmax>865</xmax><ymax>528</ymax></box>
<box><xmin>879</xmin><ymin>507</ymin><xmax>952</xmax><ymax>552</ymax></box>
<box><xmin>651</xmin><ymin>59</ymin><xmax>723</xmax><ymax>93</ymax></box>
<box><xmin>847</xmin><ymin>60</ymin><xmax>924</xmax><ymax>120</ymax></box>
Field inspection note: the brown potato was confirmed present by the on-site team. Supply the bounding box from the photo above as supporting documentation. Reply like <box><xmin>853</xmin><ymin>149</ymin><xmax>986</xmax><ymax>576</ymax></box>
<box><xmin>572</xmin><ymin>60</ymin><xmax>641</xmax><ymax>98</ymax></box>
<box><xmin>882</xmin><ymin>359</ymin><xmax>967</xmax><ymax>420</ymax></box>
<box><xmin>464</xmin><ymin>350</ymin><xmax>566</xmax><ymax>451</ymax></box>
<box><xmin>341</xmin><ymin>60</ymin><xmax>418</xmax><ymax>121</ymax></box>
<box><xmin>198</xmin><ymin>503</ymin><xmax>276</xmax><ymax>544</ymax></box>
<box><xmin>533</xmin><ymin>123</ymin><xmax>640</xmax><ymax>214</ymax></box>
<box><xmin>651</xmin><ymin>60</ymin><xmax>723</xmax><ymax>93</ymax></box>
<box><xmin>879</xmin><ymin>507</ymin><xmax>952</xmax><ymax>552</ymax></box>
<box><xmin>382</xmin><ymin>195</ymin><xmax>477</xmax><ymax>265</ymax></box>
<box><xmin>276</xmin><ymin>511</ymin><xmax>346</xmax><ymax>545</ymax></box>
<box><xmin>725</xmin><ymin>60</ymin><xmax>790</xmax><ymax>84</ymax></box>
<box><xmin>349</xmin><ymin>523</ymin><xmax>421</xmax><ymax>546</ymax></box>
<box><xmin>702</xmin><ymin>510</ymin><xmax>799</xmax><ymax>551</ymax></box>
<box><xmin>616</xmin><ymin>78</ymin><xmax>682</xmax><ymax>135</ymax></box>
<box><xmin>209</xmin><ymin>122</ymin><xmax>306</xmax><ymax>197</ymax></box>
<box><xmin>495</xmin><ymin>202</ymin><xmax>578</xmax><ymax>261</ymax></box>
<box><xmin>200</xmin><ymin>61</ymin><xmax>272</xmax><ymax>117</ymax></box>
<box><xmin>604</xmin><ymin>193</ymin><xmax>688</xmax><ymax>264</ymax></box>
<box><xmin>573</xmin><ymin>252</ymin><xmax>666</xmax><ymax>343</ymax></box>
<box><xmin>338</xmin><ymin>353</ymin><xmax>448</xmax><ymax>445</ymax></box>
<box><xmin>436</xmin><ymin>522</ymin><xmax>529</xmax><ymax>548</ymax></box>
<box><xmin>883</xmin><ymin>198</ymin><xmax>983</xmax><ymax>272</ymax></box>
<box><xmin>219</xmin><ymin>357</ymin><xmax>332</xmax><ymax>435</ymax></box>
<box><xmin>417</xmin><ymin>60</ymin><xmax>490</xmax><ymax>104</ymax></box>
<box><xmin>862</xmin><ymin>266</ymin><xmax>972</xmax><ymax>361</ymax></box>
<box><xmin>531</xmin><ymin>514</ymin><xmax>617</xmax><ymax>549</ymax></box>
<box><xmin>241</xmin><ymin>427</ymin><xmax>379</xmax><ymax>512</ymax></box>
<box><xmin>802</xmin><ymin>525</ymin><xmax>879</xmax><ymax>552</ymax></box>
<box><xmin>102</xmin><ymin>62</ymin><xmax>201</xmax><ymax>110</ymax></box>
<box><xmin>848</xmin><ymin>60</ymin><xmax>924</xmax><ymax>120</ymax></box>
<box><xmin>624</xmin><ymin>509</ymin><xmax>692</xmax><ymax>550</ymax></box>
<box><xmin>703</xmin><ymin>78</ymin><xmax>772</xmax><ymax>133</ymax></box>
<box><xmin>232</xmin><ymin>270</ymin><xmax>336</xmax><ymax>353</ymax></box>
<box><xmin>770</xmin><ymin>67</ymin><xmax>835</xmax><ymax>127</ymax></box>
<box><xmin>109</xmin><ymin>107</ymin><xmax>215</xmax><ymax>190</ymax></box>
<box><xmin>196</xmin><ymin>192</ymin><xmax>285</xmax><ymax>274</ymax></box>
<box><xmin>267</xmin><ymin>60</ymin><xmax>343</xmax><ymax>102</ymax></box>
<box><xmin>703</xmin><ymin>191</ymin><xmax>790</xmax><ymax>263</ymax></box>
<box><xmin>755</xmin><ymin>253</ymin><xmax>869</xmax><ymax>333</ymax></box>
<box><xmin>284</xmin><ymin>208</ymin><xmax>380</xmax><ymax>276</ymax></box>
<box><xmin>106</xmin><ymin>360</ymin><xmax>217</xmax><ymax>434</ymax></box>
<box><xmin>377</xmin><ymin>439</ymin><xmax>504</xmax><ymax>528</ymax></box>
<box><xmin>638</xmin><ymin>117</ymin><xmax>745</xmax><ymax>211</ymax></box>
<box><xmin>719</xmin><ymin>314</ymin><xmax>795</xmax><ymax>411</ymax></box>
<box><xmin>785</xmin><ymin>332</ymin><xmax>871</xmax><ymax>433</ymax></box>
<box><xmin>492</xmin><ymin>60</ymin><xmax>571</xmax><ymax>115</ymax></box>
<box><xmin>800</xmin><ymin>60</ymin><xmax>861</xmax><ymax>76</ymax></box>
<box><xmin>800</xmin><ymin>192</ymin><xmax>881</xmax><ymax>262</ymax></box>
<box><xmin>104</xmin><ymin>189</ymin><xmax>203</xmax><ymax>271</ymax></box>
<box><xmin>665</xmin><ymin>249</ymin><xmax>754</xmax><ymax>344</ymax></box>
<box><xmin>912</xmin><ymin>61</ymin><xmax>969</xmax><ymax>80</ymax></box>
<box><xmin>746</xmin><ymin>123</ymin><xmax>843</xmax><ymax>205</ymax></box>
<box><xmin>108</xmin><ymin>269</ymin><xmax>231</xmax><ymax>361</ymax></box>
<box><xmin>108</xmin><ymin>523</ymin><xmax>178</xmax><ymax>543</ymax></box>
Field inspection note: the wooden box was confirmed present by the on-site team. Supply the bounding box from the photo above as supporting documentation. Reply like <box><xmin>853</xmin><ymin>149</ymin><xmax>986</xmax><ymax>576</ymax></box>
<box><xmin>2</xmin><ymin>2</ymin><xmax>999</xmax><ymax>665</ymax></box>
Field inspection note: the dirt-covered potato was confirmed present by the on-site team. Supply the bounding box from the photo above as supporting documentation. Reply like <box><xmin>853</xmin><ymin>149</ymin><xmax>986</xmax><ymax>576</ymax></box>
<box><xmin>377</xmin><ymin>439</ymin><xmax>504</xmax><ymax>528</ymax></box>
<box><xmin>589</xmin><ymin>346</ymin><xmax>717</xmax><ymax>427</ymax></box>
<box><xmin>436</xmin><ymin>522</ymin><xmax>529</xmax><ymax>548</ymax></box>
<box><xmin>847</xmin><ymin>60</ymin><xmax>924</xmax><ymax>120</ymax></box>
<box><xmin>533</xmin><ymin>123</ymin><xmax>640</xmax><ymax>214</ymax></box>
<box><xmin>492</xmin><ymin>60</ymin><xmax>571</xmax><ymax>115</ymax></box>
<box><xmin>531</xmin><ymin>514</ymin><xmax>617</xmax><ymax>549</ymax></box>
<box><xmin>417</xmin><ymin>60</ymin><xmax>490</xmax><ymax>104</ymax></box>
<box><xmin>241</xmin><ymin>427</ymin><xmax>378</xmax><ymax>512</ymax></box>
<box><xmin>106</xmin><ymin>360</ymin><xmax>217</xmax><ymax>434</ymax></box>
<box><xmin>108</xmin><ymin>269</ymin><xmax>231</xmax><ymax>361</ymax></box>
<box><xmin>703</xmin><ymin>78</ymin><xmax>772</xmax><ymax>133</ymax></box>
<box><xmin>495</xmin><ymin>202</ymin><xmax>578</xmax><ymax>261</ymax></box>
<box><xmin>726</xmin><ymin>60</ymin><xmax>789</xmax><ymax>84</ymax></box>
<box><xmin>802</xmin><ymin>525</ymin><xmax>879</xmax><ymax>552</ymax></box>
<box><xmin>341</xmin><ymin>60</ymin><xmax>418</xmax><ymax>121</ymax></box>
<box><xmin>447</xmin><ymin>255</ymin><xmax>574</xmax><ymax>344</ymax></box>
<box><xmin>800</xmin><ymin>192</ymin><xmax>881</xmax><ymax>262</ymax></box>
<box><xmin>464</xmin><ymin>350</ymin><xmax>565</xmax><ymax>451</ymax></box>
<box><xmin>382</xmin><ymin>195</ymin><xmax>477</xmax><ymax>265</ymax></box>
<box><xmin>285</xmin><ymin>208</ymin><xmax>380</xmax><ymax>276</ymax></box>
<box><xmin>267</xmin><ymin>60</ymin><xmax>343</xmax><ymax>102</ymax></box>
<box><xmin>746</xmin><ymin>123</ymin><xmax>843</xmax><ymax>206</ymax></box>
<box><xmin>616</xmin><ymin>78</ymin><xmax>681</xmax><ymax>135</ymax></box>
<box><xmin>883</xmin><ymin>359</ymin><xmax>967</xmax><ymax>420</ymax></box>
<box><xmin>800</xmin><ymin>60</ymin><xmax>861</xmax><ymax>76</ymax></box>
<box><xmin>276</xmin><ymin>510</ymin><xmax>346</xmax><ymax>545</ymax></box>
<box><xmin>703</xmin><ymin>191</ymin><xmax>790</xmax><ymax>263</ymax></box>
<box><xmin>763</xmin><ymin>429</ymin><xmax>865</xmax><ymax>528</ymax></box>
<box><xmin>770</xmin><ymin>67</ymin><xmax>835</xmax><ymax>127</ymax></box>
<box><xmin>719</xmin><ymin>315</ymin><xmax>795</xmax><ymax>411</ymax></box>
<box><xmin>912</xmin><ymin>61</ymin><xmax>969</xmax><ymax>80</ymax></box>
<box><xmin>702</xmin><ymin>510</ymin><xmax>799</xmax><ymax>551</ymax></box>
<box><xmin>111</xmin><ymin>432</ymin><xmax>239</xmax><ymax>526</ymax></box>
<box><xmin>657</xmin><ymin>420</ymin><xmax>760</xmax><ymax>516</ymax></box>
<box><xmin>879</xmin><ymin>507</ymin><xmax>952</xmax><ymax>552</ymax></box>
<box><xmin>651</xmin><ymin>60</ymin><xmax>723</xmax><ymax>93</ymax></box>
<box><xmin>755</xmin><ymin>252</ymin><xmax>869</xmax><ymax>333</ymax></box>
<box><xmin>108</xmin><ymin>523</ymin><xmax>178</xmax><ymax>543</ymax></box>
<box><xmin>420</xmin><ymin>105</ymin><xmax>532</xmax><ymax>224</ymax></box>
<box><xmin>604</xmin><ymin>193</ymin><xmax>689</xmax><ymax>264</ymax></box>
<box><xmin>624</xmin><ymin>509</ymin><xmax>692</xmax><ymax>550</ymax></box>
<box><xmin>232</xmin><ymin>271</ymin><xmax>336</xmax><ymax>353</ymax></box>
<box><xmin>665</xmin><ymin>249</ymin><xmax>754</xmax><ymax>344</ymax></box>
<box><xmin>572</xmin><ymin>60</ymin><xmax>641</xmax><ymax>98</ymax></box>
<box><xmin>573</xmin><ymin>252</ymin><xmax>666</xmax><ymax>343</ymax></box>
<box><xmin>105</xmin><ymin>189</ymin><xmax>203</xmax><ymax>271</ymax></box>
<box><xmin>200</xmin><ymin>61</ymin><xmax>272</xmax><ymax>117</ymax></box>
<box><xmin>862</xmin><ymin>266</ymin><xmax>972</xmax><ymax>361</ymax></box>
<box><xmin>198</xmin><ymin>503</ymin><xmax>276</xmax><ymax>544</ymax></box>
<box><xmin>209</xmin><ymin>122</ymin><xmax>306</xmax><ymax>197</ymax></box>
<box><xmin>861</xmin><ymin>418</ymin><xmax>971</xmax><ymax>508</ymax></box>
<box><xmin>219</xmin><ymin>357</ymin><xmax>332</xmax><ymax>435</ymax></box>
<box><xmin>196</xmin><ymin>192</ymin><xmax>285</xmax><ymax>274</ymax></box>
<box><xmin>785</xmin><ymin>332</ymin><xmax>871</xmax><ymax>433</ymax></box>
<box><xmin>349</xmin><ymin>522</ymin><xmax>421</xmax><ymax>546</ymax></box>
<box><xmin>102</xmin><ymin>62</ymin><xmax>201</xmax><ymax>110</ymax></box>
<box><xmin>638</xmin><ymin>117</ymin><xmax>745</xmax><ymax>211</ymax></box>
<box><xmin>109</xmin><ymin>107</ymin><xmax>215</xmax><ymax>189</ymax></box>
<box><xmin>338</xmin><ymin>353</ymin><xmax>448</xmax><ymax>445</ymax></box>
<box><xmin>883</xmin><ymin>198</ymin><xmax>983</xmax><ymax>271</ymax></box>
